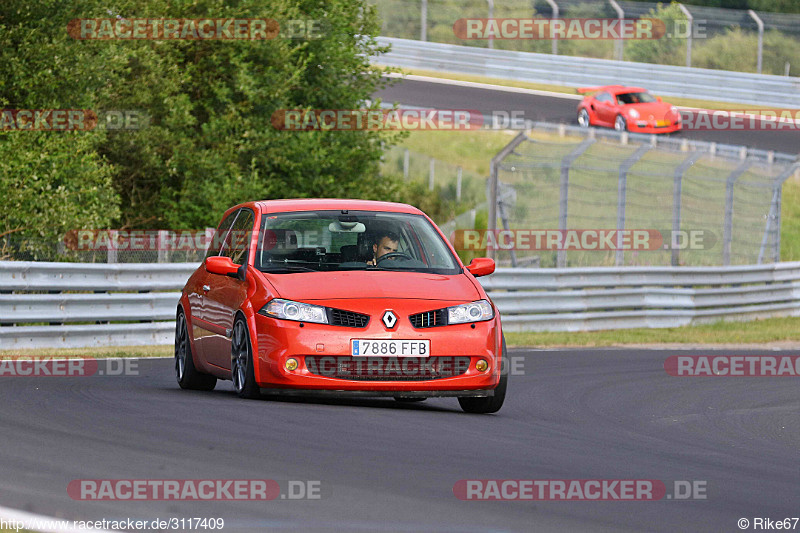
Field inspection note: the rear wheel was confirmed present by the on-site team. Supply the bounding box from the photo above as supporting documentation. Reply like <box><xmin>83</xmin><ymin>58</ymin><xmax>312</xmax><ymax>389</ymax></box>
<box><xmin>614</xmin><ymin>115</ymin><xmax>628</xmax><ymax>132</ymax></box>
<box><xmin>175</xmin><ymin>311</ymin><xmax>216</xmax><ymax>391</ymax></box>
<box><xmin>577</xmin><ymin>108</ymin><xmax>591</xmax><ymax>128</ymax></box>
<box><xmin>231</xmin><ymin>317</ymin><xmax>260</xmax><ymax>399</ymax></box>
<box><xmin>458</xmin><ymin>336</ymin><xmax>507</xmax><ymax>414</ymax></box>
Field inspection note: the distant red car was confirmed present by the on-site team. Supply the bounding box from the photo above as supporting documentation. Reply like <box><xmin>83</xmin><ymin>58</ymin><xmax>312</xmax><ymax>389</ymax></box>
<box><xmin>175</xmin><ymin>199</ymin><xmax>507</xmax><ymax>414</ymax></box>
<box><xmin>577</xmin><ymin>85</ymin><xmax>681</xmax><ymax>134</ymax></box>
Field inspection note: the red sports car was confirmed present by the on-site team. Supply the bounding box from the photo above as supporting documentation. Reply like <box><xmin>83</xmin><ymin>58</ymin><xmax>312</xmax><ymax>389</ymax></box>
<box><xmin>577</xmin><ymin>85</ymin><xmax>682</xmax><ymax>133</ymax></box>
<box><xmin>175</xmin><ymin>199</ymin><xmax>506</xmax><ymax>413</ymax></box>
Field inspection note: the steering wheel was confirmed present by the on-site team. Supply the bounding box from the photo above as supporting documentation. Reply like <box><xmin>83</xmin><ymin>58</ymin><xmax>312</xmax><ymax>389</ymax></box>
<box><xmin>376</xmin><ymin>252</ymin><xmax>412</xmax><ymax>265</ymax></box>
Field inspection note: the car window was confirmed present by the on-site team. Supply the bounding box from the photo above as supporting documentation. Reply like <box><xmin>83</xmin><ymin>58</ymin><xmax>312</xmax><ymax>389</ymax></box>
<box><xmin>255</xmin><ymin>210</ymin><xmax>460</xmax><ymax>274</ymax></box>
<box><xmin>617</xmin><ymin>92</ymin><xmax>656</xmax><ymax>105</ymax></box>
<box><xmin>596</xmin><ymin>92</ymin><xmax>611</xmax><ymax>103</ymax></box>
<box><xmin>221</xmin><ymin>208</ymin><xmax>255</xmax><ymax>265</ymax></box>
<box><xmin>205</xmin><ymin>209</ymin><xmax>239</xmax><ymax>259</ymax></box>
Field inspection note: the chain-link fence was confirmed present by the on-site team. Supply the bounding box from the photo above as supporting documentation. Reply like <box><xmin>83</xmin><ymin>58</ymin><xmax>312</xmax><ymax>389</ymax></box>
<box><xmin>371</xmin><ymin>0</ymin><xmax>800</xmax><ymax>75</ymax></box>
<box><xmin>484</xmin><ymin>123</ymin><xmax>798</xmax><ymax>268</ymax></box>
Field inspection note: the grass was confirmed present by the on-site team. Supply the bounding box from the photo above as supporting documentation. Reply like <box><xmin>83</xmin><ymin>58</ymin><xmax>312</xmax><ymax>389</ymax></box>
<box><xmin>389</xmin><ymin>67</ymin><xmax>800</xmax><ymax>113</ymax></box>
<box><xmin>505</xmin><ymin>316</ymin><xmax>800</xmax><ymax>347</ymax></box>
<box><xmin>392</xmin><ymin>129</ymin><xmax>514</xmax><ymax>176</ymax></box>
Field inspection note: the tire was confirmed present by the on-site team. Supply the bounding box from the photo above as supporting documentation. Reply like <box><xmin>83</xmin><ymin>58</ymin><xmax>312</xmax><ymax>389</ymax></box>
<box><xmin>458</xmin><ymin>336</ymin><xmax>507</xmax><ymax>414</ymax></box>
<box><xmin>577</xmin><ymin>108</ymin><xmax>591</xmax><ymax>128</ymax></box>
<box><xmin>394</xmin><ymin>397</ymin><xmax>426</xmax><ymax>403</ymax></box>
<box><xmin>231</xmin><ymin>316</ymin><xmax>260</xmax><ymax>399</ymax></box>
<box><xmin>175</xmin><ymin>310</ymin><xmax>217</xmax><ymax>391</ymax></box>
<box><xmin>614</xmin><ymin>115</ymin><xmax>628</xmax><ymax>132</ymax></box>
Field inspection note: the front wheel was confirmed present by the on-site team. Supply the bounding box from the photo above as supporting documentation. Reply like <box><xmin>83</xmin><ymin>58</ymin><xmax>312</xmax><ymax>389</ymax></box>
<box><xmin>231</xmin><ymin>317</ymin><xmax>260</xmax><ymax>399</ymax></box>
<box><xmin>614</xmin><ymin>115</ymin><xmax>628</xmax><ymax>132</ymax></box>
<box><xmin>458</xmin><ymin>336</ymin><xmax>507</xmax><ymax>414</ymax></box>
<box><xmin>175</xmin><ymin>311</ymin><xmax>216</xmax><ymax>391</ymax></box>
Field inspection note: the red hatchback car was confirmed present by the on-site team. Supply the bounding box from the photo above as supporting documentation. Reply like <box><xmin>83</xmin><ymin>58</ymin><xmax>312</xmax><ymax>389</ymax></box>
<box><xmin>577</xmin><ymin>85</ymin><xmax>682</xmax><ymax>134</ymax></box>
<box><xmin>175</xmin><ymin>199</ymin><xmax>507</xmax><ymax>413</ymax></box>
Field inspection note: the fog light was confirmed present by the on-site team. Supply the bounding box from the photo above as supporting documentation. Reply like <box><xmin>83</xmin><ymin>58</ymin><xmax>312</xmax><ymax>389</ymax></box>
<box><xmin>285</xmin><ymin>358</ymin><xmax>298</xmax><ymax>371</ymax></box>
<box><xmin>475</xmin><ymin>359</ymin><xmax>489</xmax><ymax>372</ymax></box>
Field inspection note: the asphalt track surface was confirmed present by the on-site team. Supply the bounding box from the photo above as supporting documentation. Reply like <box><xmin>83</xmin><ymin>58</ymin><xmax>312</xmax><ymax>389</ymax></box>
<box><xmin>374</xmin><ymin>78</ymin><xmax>800</xmax><ymax>154</ymax></box>
<box><xmin>0</xmin><ymin>350</ymin><xmax>797</xmax><ymax>532</ymax></box>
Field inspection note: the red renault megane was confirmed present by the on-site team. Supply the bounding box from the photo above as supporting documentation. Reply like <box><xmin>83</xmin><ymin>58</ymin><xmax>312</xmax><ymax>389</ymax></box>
<box><xmin>174</xmin><ymin>199</ymin><xmax>506</xmax><ymax>413</ymax></box>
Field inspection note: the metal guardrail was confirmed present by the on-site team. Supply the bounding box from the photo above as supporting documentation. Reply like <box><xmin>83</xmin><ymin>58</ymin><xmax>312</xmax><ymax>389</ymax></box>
<box><xmin>3</xmin><ymin>261</ymin><xmax>800</xmax><ymax>347</ymax></box>
<box><xmin>376</xmin><ymin>37</ymin><xmax>800</xmax><ymax>108</ymax></box>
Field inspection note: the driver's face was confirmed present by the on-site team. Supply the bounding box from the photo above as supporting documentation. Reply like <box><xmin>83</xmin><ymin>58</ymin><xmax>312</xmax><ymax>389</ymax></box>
<box><xmin>374</xmin><ymin>237</ymin><xmax>399</xmax><ymax>260</ymax></box>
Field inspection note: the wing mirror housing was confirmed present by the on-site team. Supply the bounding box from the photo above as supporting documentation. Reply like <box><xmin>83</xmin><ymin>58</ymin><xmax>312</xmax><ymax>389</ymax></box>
<box><xmin>205</xmin><ymin>256</ymin><xmax>245</xmax><ymax>280</ymax></box>
<box><xmin>466</xmin><ymin>257</ymin><xmax>495</xmax><ymax>277</ymax></box>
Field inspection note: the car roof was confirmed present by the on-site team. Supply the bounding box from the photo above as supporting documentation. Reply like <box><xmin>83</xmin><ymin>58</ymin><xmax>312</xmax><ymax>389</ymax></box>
<box><xmin>582</xmin><ymin>85</ymin><xmax>649</xmax><ymax>95</ymax></box>
<box><xmin>251</xmin><ymin>198</ymin><xmax>425</xmax><ymax>215</ymax></box>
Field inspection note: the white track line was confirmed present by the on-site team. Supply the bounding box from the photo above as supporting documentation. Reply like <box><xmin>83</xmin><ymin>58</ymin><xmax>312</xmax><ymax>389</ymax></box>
<box><xmin>0</xmin><ymin>504</ymin><xmax>114</xmax><ymax>533</ymax></box>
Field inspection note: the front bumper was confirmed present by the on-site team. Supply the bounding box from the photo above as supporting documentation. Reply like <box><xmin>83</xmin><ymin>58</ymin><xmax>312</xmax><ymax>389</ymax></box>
<box><xmin>628</xmin><ymin>119</ymin><xmax>682</xmax><ymax>134</ymax></box>
<box><xmin>251</xmin><ymin>302</ymin><xmax>502</xmax><ymax>392</ymax></box>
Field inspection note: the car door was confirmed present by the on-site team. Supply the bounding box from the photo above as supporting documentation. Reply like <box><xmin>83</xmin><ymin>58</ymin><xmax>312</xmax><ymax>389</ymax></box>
<box><xmin>191</xmin><ymin>209</ymin><xmax>239</xmax><ymax>364</ymax></box>
<box><xmin>594</xmin><ymin>92</ymin><xmax>615</xmax><ymax>126</ymax></box>
<box><xmin>201</xmin><ymin>208</ymin><xmax>255</xmax><ymax>370</ymax></box>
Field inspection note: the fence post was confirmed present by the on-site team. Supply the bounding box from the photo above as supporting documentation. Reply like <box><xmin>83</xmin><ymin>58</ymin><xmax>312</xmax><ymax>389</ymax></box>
<box><xmin>608</xmin><ymin>0</ymin><xmax>624</xmax><ymax>61</ymax></box>
<box><xmin>616</xmin><ymin>144</ymin><xmax>650</xmax><ymax>265</ymax></box>
<box><xmin>677</xmin><ymin>3</ymin><xmax>693</xmax><ymax>68</ymax></box>
<box><xmin>722</xmin><ymin>160</ymin><xmax>752</xmax><ymax>266</ymax></box>
<box><xmin>158</xmin><ymin>230</ymin><xmax>169</xmax><ymax>263</ymax></box>
<box><xmin>671</xmin><ymin>150</ymin><xmax>706</xmax><ymax>266</ymax></box>
<box><xmin>428</xmin><ymin>158</ymin><xmax>435</xmax><ymax>190</ymax></box>
<box><xmin>489</xmin><ymin>131</ymin><xmax>528</xmax><ymax>260</ymax></box>
<box><xmin>763</xmin><ymin>163</ymin><xmax>800</xmax><ymax>263</ymax></box>
<box><xmin>748</xmin><ymin>10</ymin><xmax>764</xmax><ymax>74</ymax></box>
<box><xmin>544</xmin><ymin>0</ymin><xmax>559</xmax><ymax>55</ymax></box>
<box><xmin>456</xmin><ymin>166</ymin><xmax>463</xmax><ymax>202</ymax></box>
<box><xmin>420</xmin><ymin>0</ymin><xmax>427</xmax><ymax>42</ymax></box>
<box><xmin>403</xmin><ymin>149</ymin><xmax>409</xmax><ymax>180</ymax></box>
<box><xmin>558</xmin><ymin>139</ymin><xmax>596</xmax><ymax>267</ymax></box>
<box><xmin>107</xmin><ymin>230</ymin><xmax>118</xmax><ymax>263</ymax></box>
<box><xmin>487</xmin><ymin>0</ymin><xmax>494</xmax><ymax>49</ymax></box>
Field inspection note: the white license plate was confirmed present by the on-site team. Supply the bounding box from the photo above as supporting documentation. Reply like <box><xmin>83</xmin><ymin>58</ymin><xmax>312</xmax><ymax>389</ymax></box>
<box><xmin>351</xmin><ymin>339</ymin><xmax>430</xmax><ymax>357</ymax></box>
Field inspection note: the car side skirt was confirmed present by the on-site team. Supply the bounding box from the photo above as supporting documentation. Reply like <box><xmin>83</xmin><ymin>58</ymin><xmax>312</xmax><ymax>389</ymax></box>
<box><xmin>257</xmin><ymin>388</ymin><xmax>493</xmax><ymax>398</ymax></box>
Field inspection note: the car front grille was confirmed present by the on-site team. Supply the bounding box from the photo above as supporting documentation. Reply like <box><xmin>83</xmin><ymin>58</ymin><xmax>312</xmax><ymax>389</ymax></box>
<box><xmin>409</xmin><ymin>309</ymin><xmax>447</xmax><ymax>328</ymax></box>
<box><xmin>304</xmin><ymin>356</ymin><xmax>471</xmax><ymax>381</ymax></box>
<box><xmin>329</xmin><ymin>308</ymin><xmax>369</xmax><ymax>328</ymax></box>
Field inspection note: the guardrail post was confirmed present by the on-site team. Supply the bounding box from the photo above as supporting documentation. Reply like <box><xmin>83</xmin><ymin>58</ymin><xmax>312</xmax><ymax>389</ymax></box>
<box><xmin>608</xmin><ymin>0</ymin><xmax>624</xmax><ymax>61</ymax></box>
<box><xmin>487</xmin><ymin>0</ymin><xmax>494</xmax><ymax>49</ymax></box>
<box><xmin>456</xmin><ymin>166</ymin><xmax>463</xmax><ymax>202</ymax></box>
<box><xmin>671</xmin><ymin>150</ymin><xmax>706</xmax><ymax>266</ymax></box>
<box><xmin>420</xmin><ymin>0</ymin><xmax>427</xmax><ymax>42</ymax></box>
<box><xmin>616</xmin><ymin>144</ymin><xmax>650</xmax><ymax>265</ymax></box>
<box><xmin>403</xmin><ymin>149</ymin><xmax>409</xmax><ymax>180</ymax></box>
<box><xmin>722</xmin><ymin>160</ymin><xmax>752</xmax><ymax>266</ymax></box>
<box><xmin>489</xmin><ymin>131</ymin><xmax>529</xmax><ymax>260</ymax></box>
<box><xmin>677</xmin><ymin>4</ymin><xmax>693</xmax><ymax>68</ymax></box>
<box><xmin>748</xmin><ymin>10</ymin><xmax>764</xmax><ymax>74</ymax></box>
<box><xmin>558</xmin><ymin>138</ymin><xmax>596</xmax><ymax>267</ymax></box>
<box><xmin>428</xmin><ymin>158</ymin><xmax>435</xmax><ymax>190</ymax></box>
<box><xmin>544</xmin><ymin>0</ymin><xmax>559</xmax><ymax>55</ymax></box>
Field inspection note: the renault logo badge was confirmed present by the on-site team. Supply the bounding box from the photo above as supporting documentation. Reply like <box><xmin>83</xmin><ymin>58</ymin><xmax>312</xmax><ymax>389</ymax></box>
<box><xmin>382</xmin><ymin>310</ymin><xmax>397</xmax><ymax>329</ymax></box>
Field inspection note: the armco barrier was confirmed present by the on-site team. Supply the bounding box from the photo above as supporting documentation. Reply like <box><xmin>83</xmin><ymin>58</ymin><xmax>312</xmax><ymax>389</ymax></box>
<box><xmin>375</xmin><ymin>37</ymin><xmax>800</xmax><ymax>108</ymax></box>
<box><xmin>2</xmin><ymin>261</ymin><xmax>800</xmax><ymax>348</ymax></box>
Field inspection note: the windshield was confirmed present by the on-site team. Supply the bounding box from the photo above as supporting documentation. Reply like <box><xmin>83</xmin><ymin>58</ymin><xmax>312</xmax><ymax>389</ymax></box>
<box><xmin>616</xmin><ymin>92</ymin><xmax>656</xmax><ymax>105</ymax></box>
<box><xmin>255</xmin><ymin>210</ymin><xmax>461</xmax><ymax>274</ymax></box>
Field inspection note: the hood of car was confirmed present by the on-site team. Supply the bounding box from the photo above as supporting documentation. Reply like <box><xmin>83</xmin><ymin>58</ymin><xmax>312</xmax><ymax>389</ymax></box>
<box><xmin>262</xmin><ymin>270</ymin><xmax>481</xmax><ymax>302</ymax></box>
<box><xmin>627</xmin><ymin>102</ymin><xmax>673</xmax><ymax>119</ymax></box>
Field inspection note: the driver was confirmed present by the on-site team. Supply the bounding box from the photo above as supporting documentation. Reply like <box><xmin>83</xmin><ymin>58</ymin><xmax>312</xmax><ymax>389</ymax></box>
<box><xmin>367</xmin><ymin>231</ymin><xmax>400</xmax><ymax>265</ymax></box>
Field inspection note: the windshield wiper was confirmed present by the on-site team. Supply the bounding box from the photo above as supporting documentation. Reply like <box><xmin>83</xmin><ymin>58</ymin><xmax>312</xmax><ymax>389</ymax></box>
<box><xmin>259</xmin><ymin>265</ymin><xmax>317</xmax><ymax>273</ymax></box>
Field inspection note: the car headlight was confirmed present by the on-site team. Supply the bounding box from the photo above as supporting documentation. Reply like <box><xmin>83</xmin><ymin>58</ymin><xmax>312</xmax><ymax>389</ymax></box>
<box><xmin>670</xmin><ymin>106</ymin><xmax>678</xmax><ymax>115</ymax></box>
<box><xmin>259</xmin><ymin>299</ymin><xmax>328</xmax><ymax>324</ymax></box>
<box><xmin>628</xmin><ymin>109</ymin><xmax>640</xmax><ymax>119</ymax></box>
<box><xmin>447</xmin><ymin>300</ymin><xmax>494</xmax><ymax>324</ymax></box>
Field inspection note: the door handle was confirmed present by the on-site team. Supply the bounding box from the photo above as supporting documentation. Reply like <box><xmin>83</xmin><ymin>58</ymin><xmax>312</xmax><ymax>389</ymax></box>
<box><xmin>202</xmin><ymin>285</ymin><xmax>210</xmax><ymax>292</ymax></box>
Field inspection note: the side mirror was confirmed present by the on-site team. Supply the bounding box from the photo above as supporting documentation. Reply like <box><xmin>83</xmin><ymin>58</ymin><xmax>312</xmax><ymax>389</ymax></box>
<box><xmin>205</xmin><ymin>256</ymin><xmax>241</xmax><ymax>279</ymax></box>
<box><xmin>657</xmin><ymin>96</ymin><xmax>663</xmax><ymax>102</ymax></box>
<box><xmin>466</xmin><ymin>257</ymin><xmax>495</xmax><ymax>277</ymax></box>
